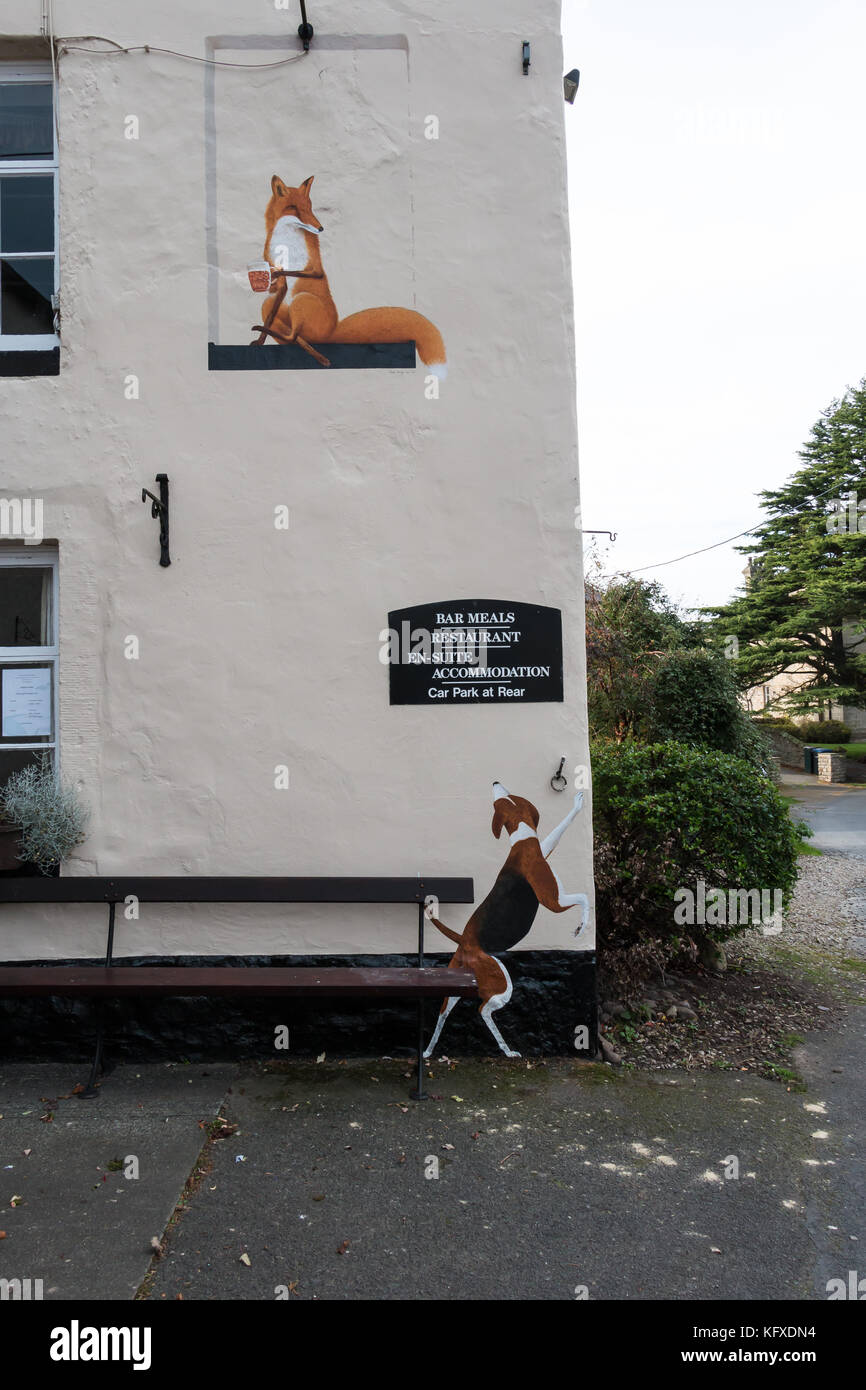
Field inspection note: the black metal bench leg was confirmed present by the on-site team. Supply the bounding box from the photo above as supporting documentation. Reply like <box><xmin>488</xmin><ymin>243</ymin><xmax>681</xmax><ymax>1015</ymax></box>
<box><xmin>409</xmin><ymin>896</ymin><xmax>428</xmax><ymax>1101</ymax></box>
<box><xmin>78</xmin><ymin>899</ymin><xmax>117</xmax><ymax>1100</ymax></box>
<box><xmin>80</xmin><ymin>1009</ymin><xmax>106</xmax><ymax>1099</ymax></box>
<box><xmin>410</xmin><ymin>997</ymin><xmax>427</xmax><ymax>1101</ymax></box>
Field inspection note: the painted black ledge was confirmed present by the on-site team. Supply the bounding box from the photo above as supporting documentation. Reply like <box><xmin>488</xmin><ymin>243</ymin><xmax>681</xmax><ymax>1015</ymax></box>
<box><xmin>0</xmin><ymin>348</ymin><xmax>59</xmax><ymax>376</ymax></box>
<box><xmin>0</xmin><ymin>950</ymin><xmax>597</xmax><ymax>1060</ymax></box>
<box><xmin>208</xmin><ymin>341</ymin><xmax>416</xmax><ymax>370</ymax></box>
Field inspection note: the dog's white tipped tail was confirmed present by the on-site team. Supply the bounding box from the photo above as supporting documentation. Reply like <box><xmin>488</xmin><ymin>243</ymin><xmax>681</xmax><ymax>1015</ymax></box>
<box><xmin>428</xmin><ymin>915</ymin><xmax>463</xmax><ymax>945</ymax></box>
<box><xmin>428</xmin><ymin>361</ymin><xmax>448</xmax><ymax>381</ymax></box>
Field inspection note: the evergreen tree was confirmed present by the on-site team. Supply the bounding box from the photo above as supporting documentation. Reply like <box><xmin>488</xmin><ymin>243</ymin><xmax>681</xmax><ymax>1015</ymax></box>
<box><xmin>710</xmin><ymin>381</ymin><xmax>866</xmax><ymax>710</ymax></box>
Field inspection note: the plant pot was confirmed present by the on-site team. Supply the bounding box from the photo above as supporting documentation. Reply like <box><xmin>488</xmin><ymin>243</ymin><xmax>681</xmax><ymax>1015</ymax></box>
<box><xmin>0</xmin><ymin>823</ymin><xmax>25</xmax><ymax>871</ymax></box>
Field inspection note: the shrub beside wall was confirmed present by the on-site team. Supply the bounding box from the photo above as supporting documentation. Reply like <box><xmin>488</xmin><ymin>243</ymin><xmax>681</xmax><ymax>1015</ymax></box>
<box><xmin>591</xmin><ymin>741</ymin><xmax>803</xmax><ymax>961</ymax></box>
<box><xmin>796</xmin><ymin>719</ymin><xmax>851</xmax><ymax>744</ymax></box>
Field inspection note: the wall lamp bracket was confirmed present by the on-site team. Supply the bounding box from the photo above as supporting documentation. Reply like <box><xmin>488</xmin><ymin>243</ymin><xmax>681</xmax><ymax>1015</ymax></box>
<box><xmin>298</xmin><ymin>1</ymin><xmax>314</xmax><ymax>51</ymax></box>
<box><xmin>522</xmin><ymin>41</ymin><xmax>531</xmax><ymax>75</ymax></box>
<box><xmin>582</xmin><ymin>529</ymin><xmax>617</xmax><ymax>542</ymax></box>
<box><xmin>564</xmin><ymin>68</ymin><xmax>581</xmax><ymax>103</ymax></box>
<box><xmin>141</xmin><ymin>473</ymin><xmax>171</xmax><ymax>567</ymax></box>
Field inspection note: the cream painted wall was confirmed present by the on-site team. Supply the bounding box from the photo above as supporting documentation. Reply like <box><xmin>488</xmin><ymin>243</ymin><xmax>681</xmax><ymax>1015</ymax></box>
<box><xmin>0</xmin><ymin>0</ymin><xmax>592</xmax><ymax>959</ymax></box>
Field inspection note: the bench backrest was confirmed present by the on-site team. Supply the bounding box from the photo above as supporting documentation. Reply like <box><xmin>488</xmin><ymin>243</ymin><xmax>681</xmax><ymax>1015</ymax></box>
<box><xmin>0</xmin><ymin>876</ymin><xmax>474</xmax><ymax>905</ymax></box>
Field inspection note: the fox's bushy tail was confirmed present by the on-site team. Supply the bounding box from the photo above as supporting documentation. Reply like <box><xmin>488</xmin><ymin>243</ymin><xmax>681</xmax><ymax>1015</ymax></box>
<box><xmin>331</xmin><ymin>307</ymin><xmax>447</xmax><ymax>378</ymax></box>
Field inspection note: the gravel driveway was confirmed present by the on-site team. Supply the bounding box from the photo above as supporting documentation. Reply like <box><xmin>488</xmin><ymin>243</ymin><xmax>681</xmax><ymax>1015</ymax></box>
<box><xmin>780</xmin><ymin>851</ymin><xmax>866</xmax><ymax>957</ymax></box>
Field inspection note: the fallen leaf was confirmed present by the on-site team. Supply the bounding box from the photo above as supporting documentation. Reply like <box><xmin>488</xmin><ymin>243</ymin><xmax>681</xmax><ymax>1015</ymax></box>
<box><xmin>239</xmin><ymin>1252</ymin><xmax>251</xmax><ymax>1267</ymax></box>
<box><xmin>471</xmin><ymin>1132</ymin><xmax>480</xmax><ymax>1141</ymax></box>
<box><xmin>336</xmin><ymin>1240</ymin><xmax>350</xmax><ymax>1255</ymax></box>
<box><xmin>10</xmin><ymin>1195</ymin><xmax>23</xmax><ymax>1207</ymax></box>
<box><xmin>0</xmin><ymin>1231</ymin><xmax>6</xmax><ymax>1239</ymax></box>
<box><xmin>316</xmin><ymin>1052</ymin><xmax>326</xmax><ymax>1063</ymax></box>
<box><xmin>442</xmin><ymin>1143</ymin><xmax>455</xmax><ymax>1151</ymax></box>
<box><xmin>312</xmin><ymin>1194</ymin><xmax>325</xmax><ymax>1202</ymax></box>
<box><xmin>451</xmin><ymin>1095</ymin><xmax>463</xmax><ymax>1103</ymax></box>
<box><xmin>39</xmin><ymin>1113</ymin><xmax>53</xmax><ymax>1124</ymax></box>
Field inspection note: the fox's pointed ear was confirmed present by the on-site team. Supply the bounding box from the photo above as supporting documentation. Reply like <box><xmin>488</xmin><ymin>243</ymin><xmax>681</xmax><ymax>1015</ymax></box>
<box><xmin>300</xmin><ymin>175</ymin><xmax>314</xmax><ymax>191</ymax></box>
<box><xmin>491</xmin><ymin>806</ymin><xmax>505</xmax><ymax>839</ymax></box>
<box><xmin>271</xmin><ymin>175</ymin><xmax>288</xmax><ymax>198</ymax></box>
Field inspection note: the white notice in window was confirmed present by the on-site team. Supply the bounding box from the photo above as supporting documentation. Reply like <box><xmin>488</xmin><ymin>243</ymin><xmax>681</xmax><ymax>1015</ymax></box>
<box><xmin>2</xmin><ymin>667</ymin><xmax>52</xmax><ymax>737</ymax></box>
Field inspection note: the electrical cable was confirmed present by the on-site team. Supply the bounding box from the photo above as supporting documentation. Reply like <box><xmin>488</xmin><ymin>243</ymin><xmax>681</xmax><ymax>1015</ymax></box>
<box><xmin>607</xmin><ymin>477</ymin><xmax>861</xmax><ymax>575</ymax></box>
<box><xmin>55</xmin><ymin>37</ymin><xmax>309</xmax><ymax>70</ymax></box>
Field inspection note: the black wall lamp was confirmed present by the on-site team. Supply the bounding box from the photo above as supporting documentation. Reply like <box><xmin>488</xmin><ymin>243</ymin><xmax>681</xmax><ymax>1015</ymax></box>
<box><xmin>522</xmin><ymin>41</ymin><xmax>531</xmax><ymax>75</ymax></box>
<box><xmin>298</xmin><ymin>0</ymin><xmax>314</xmax><ymax>51</ymax></box>
<box><xmin>564</xmin><ymin>68</ymin><xmax>581</xmax><ymax>103</ymax></box>
<box><xmin>141</xmin><ymin>474</ymin><xmax>170</xmax><ymax>567</ymax></box>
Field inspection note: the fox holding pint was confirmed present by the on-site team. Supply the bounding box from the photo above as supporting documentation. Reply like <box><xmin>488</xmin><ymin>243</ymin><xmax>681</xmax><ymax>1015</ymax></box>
<box><xmin>250</xmin><ymin>174</ymin><xmax>447</xmax><ymax>374</ymax></box>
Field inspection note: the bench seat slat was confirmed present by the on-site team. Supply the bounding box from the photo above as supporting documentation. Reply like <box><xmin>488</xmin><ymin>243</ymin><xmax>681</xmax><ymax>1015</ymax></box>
<box><xmin>0</xmin><ymin>966</ymin><xmax>478</xmax><ymax>999</ymax></box>
<box><xmin>0</xmin><ymin>876</ymin><xmax>474</xmax><ymax>905</ymax></box>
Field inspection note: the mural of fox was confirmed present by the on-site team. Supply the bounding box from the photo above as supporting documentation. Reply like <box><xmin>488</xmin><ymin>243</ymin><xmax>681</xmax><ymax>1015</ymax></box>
<box><xmin>252</xmin><ymin>174</ymin><xmax>447</xmax><ymax>375</ymax></box>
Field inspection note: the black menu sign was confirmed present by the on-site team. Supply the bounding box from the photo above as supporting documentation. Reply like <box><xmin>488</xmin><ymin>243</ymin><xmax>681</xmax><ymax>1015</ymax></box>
<box><xmin>386</xmin><ymin>600</ymin><xmax>563</xmax><ymax>705</ymax></box>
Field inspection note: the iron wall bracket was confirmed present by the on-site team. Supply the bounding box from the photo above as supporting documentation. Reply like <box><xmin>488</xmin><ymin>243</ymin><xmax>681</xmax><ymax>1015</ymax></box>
<box><xmin>141</xmin><ymin>473</ymin><xmax>170</xmax><ymax>567</ymax></box>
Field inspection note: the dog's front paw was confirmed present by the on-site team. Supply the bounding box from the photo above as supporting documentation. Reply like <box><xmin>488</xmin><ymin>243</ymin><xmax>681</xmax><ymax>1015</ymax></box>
<box><xmin>504</xmin><ymin>1049</ymin><xmax>522</xmax><ymax>1059</ymax></box>
<box><xmin>573</xmin><ymin>791</ymin><xmax>584</xmax><ymax>812</ymax></box>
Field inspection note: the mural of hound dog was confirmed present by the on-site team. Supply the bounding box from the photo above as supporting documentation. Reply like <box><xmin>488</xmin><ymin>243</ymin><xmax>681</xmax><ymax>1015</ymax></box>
<box><xmin>424</xmin><ymin>781</ymin><xmax>590</xmax><ymax>1059</ymax></box>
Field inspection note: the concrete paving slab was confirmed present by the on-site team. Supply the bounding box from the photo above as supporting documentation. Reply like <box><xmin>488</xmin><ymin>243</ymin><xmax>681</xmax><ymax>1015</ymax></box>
<box><xmin>143</xmin><ymin>1043</ymin><xmax>864</xmax><ymax>1301</ymax></box>
<box><xmin>0</xmin><ymin>1062</ymin><xmax>234</xmax><ymax>1300</ymax></box>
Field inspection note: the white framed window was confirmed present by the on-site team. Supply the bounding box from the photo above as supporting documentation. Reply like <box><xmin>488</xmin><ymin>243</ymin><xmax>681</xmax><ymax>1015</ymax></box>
<box><xmin>0</xmin><ymin>62</ymin><xmax>58</xmax><ymax>350</ymax></box>
<box><xmin>0</xmin><ymin>546</ymin><xmax>59</xmax><ymax>783</ymax></box>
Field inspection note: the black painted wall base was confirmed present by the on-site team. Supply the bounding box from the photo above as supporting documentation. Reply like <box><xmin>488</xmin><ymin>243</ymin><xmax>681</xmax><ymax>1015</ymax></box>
<box><xmin>0</xmin><ymin>950</ymin><xmax>597</xmax><ymax>1062</ymax></box>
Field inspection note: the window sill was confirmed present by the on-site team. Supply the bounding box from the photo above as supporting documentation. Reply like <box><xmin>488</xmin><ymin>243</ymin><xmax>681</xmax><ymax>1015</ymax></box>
<box><xmin>0</xmin><ymin>347</ymin><xmax>59</xmax><ymax>376</ymax></box>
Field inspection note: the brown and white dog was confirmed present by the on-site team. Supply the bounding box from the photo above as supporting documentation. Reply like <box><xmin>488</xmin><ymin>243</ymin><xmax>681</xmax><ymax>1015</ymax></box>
<box><xmin>424</xmin><ymin>782</ymin><xmax>590</xmax><ymax>1059</ymax></box>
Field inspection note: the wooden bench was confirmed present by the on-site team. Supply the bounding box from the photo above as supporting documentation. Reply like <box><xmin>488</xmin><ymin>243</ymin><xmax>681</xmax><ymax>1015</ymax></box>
<box><xmin>0</xmin><ymin>876</ymin><xmax>477</xmax><ymax>1099</ymax></box>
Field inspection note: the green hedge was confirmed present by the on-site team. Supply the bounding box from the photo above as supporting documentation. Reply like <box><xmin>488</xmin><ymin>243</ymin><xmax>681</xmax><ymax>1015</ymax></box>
<box><xmin>592</xmin><ymin>740</ymin><xmax>803</xmax><ymax>956</ymax></box>
<box><xmin>797</xmin><ymin>719</ymin><xmax>851</xmax><ymax>744</ymax></box>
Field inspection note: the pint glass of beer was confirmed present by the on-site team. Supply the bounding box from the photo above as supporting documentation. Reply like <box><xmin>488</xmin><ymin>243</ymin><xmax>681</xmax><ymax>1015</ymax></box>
<box><xmin>247</xmin><ymin>260</ymin><xmax>272</xmax><ymax>293</ymax></box>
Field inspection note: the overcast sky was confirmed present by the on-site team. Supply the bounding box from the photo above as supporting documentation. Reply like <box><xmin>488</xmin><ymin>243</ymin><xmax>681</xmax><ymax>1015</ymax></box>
<box><xmin>562</xmin><ymin>0</ymin><xmax>866</xmax><ymax>613</ymax></box>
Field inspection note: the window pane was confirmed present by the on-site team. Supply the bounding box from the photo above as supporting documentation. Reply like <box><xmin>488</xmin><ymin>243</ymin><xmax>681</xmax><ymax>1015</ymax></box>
<box><xmin>0</xmin><ymin>746</ymin><xmax>50</xmax><ymax>783</ymax></box>
<box><xmin>0</xmin><ymin>568</ymin><xmax>52</xmax><ymax>646</ymax></box>
<box><xmin>1</xmin><ymin>176</ymin><xmax>54</xmax><ymax>251</ymax></box>
<box><xmin>0</xmin><ymin>83</ymin><xmax>53</xmax><ymax>159</ymax></box>
<box><xmin>0</xmin><ymin>256</ymin><xmax>53</xmax><ymax>334</ymax></box>
<box><xmin>0</xmin><ymin>663</ymin><xmax>54</xmax><ymax>744</ymax></box>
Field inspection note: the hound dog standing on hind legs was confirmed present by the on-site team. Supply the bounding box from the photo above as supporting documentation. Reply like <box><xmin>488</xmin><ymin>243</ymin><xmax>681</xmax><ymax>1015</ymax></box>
<box><xmin>424</xmin><ymin>782</ymin><xmax>590</xmax><ymax>1059</ymax></box>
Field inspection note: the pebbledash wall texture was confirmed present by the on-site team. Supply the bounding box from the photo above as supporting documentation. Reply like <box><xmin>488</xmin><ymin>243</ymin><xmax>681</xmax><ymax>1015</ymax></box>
<box><xmin>0</xmin><ymin>0</ymin><xmax>594</xmax><ymax>1058</ymax></box>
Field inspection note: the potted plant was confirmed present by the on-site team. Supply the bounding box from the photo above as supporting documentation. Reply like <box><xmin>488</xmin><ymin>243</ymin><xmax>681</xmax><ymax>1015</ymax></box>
<box><xmin>0</xmin><ymin>755</ymin><xmax>89</xmax><ymax>874</ymax></box>
<box><xmin>0</xmin><ymin>807</ymin><xmax>24</xmax><ymax>870</ymax></box>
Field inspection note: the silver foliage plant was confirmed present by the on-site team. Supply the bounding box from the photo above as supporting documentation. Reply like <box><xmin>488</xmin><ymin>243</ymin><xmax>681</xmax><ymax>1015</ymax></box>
<box><xmin>0</xmin><ymin>755</ymin><xmax>89</xmax><ymax>873</ymax></box>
